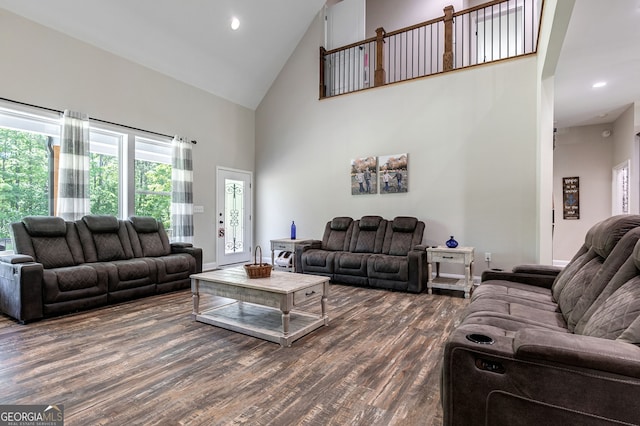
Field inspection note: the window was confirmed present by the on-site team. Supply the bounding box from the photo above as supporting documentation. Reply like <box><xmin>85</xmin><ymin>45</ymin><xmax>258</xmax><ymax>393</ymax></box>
<box><xmin>0</xmin><ymin>101</ymin><xmax>174</xmax><ymax>252</ymax></box>
<box><xmin>89</xmin><ymin>128</ymin><xmax>123</xmax><ymax>216</ymax></box>
<box><xmin>0</xmin><ymin>105</ymin><xmax>60</xmax><ymax>250</ymax></box>
<box><xmin>134</xmin><ymin>137</ymin><xmax>172</xmax><ymax>232</ymax></box>
<box><xmin>613</xmin><ymin>160</ymin><xmax>630</xmax><ymax>215</ymax></box>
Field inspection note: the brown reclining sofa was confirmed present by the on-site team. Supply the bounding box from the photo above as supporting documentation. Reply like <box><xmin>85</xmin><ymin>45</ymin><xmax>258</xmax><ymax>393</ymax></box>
<box><xmin>0</xmin><ymin>214</ymin><xmax>202</xmax><ymax>324</ymax></box>
<box><xmin>441</xmin><ymin>214</ymin><xmax>640</xmax><ymax>425</ymax></box>
<box><xmin>296</xmin><ymin>215</ymin><xmax>427</xmax><ymax>293</ymax></box>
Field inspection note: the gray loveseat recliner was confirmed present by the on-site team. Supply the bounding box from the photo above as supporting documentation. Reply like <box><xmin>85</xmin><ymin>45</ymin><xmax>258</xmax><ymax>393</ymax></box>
<box><xmin>0</xmin><ymin>215</ymin><xmax>202</xmax><ymax>324</ymax></box>
<box><xmin>296</xmin><ymin>215</ymin><xmax>427</xmax><ymax>293</ymax></box>
<box><xmin>441</xmin><ymin>214</ymin><xmax>640</xmax><ymax>425</ymax></box>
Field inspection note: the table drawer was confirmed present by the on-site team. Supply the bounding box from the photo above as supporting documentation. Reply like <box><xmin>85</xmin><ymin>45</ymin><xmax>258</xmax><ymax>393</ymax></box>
<box><xmin>430</xmin><ymin>252</ymin><xmax>466</xmax><ymax>264</ymax></box>
<box><xmin>272</xmin><ymin>242</ymin><xmax>293</xmax><ymax>251</ymax></box>
<box><xmin>294</xmin><ymin>283</ymin><xmax>324</xmax><ymax>304</ymax></box>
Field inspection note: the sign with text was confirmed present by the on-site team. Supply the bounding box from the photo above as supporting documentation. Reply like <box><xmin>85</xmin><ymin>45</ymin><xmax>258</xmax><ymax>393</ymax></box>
<box><xmin>563</xmin><ymin>176</ymin><xmax>580</xmax><ymax>220</ymax></box>
<box><xmin>0</xmin><ymin>405</ymin><xmax>64</xmax><ymax>426</ymax></box>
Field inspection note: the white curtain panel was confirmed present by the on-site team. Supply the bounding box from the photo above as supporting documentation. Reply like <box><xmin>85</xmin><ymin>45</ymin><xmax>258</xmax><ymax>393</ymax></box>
<box><xmin>56</xmin><ymin>110</ymin><xmax>90</xmax><ymax>221</ymax></box>
<box><xmin>171</xmin><ymin>136</ymin><xmax>194</xmax><ymax>242</ymax></box>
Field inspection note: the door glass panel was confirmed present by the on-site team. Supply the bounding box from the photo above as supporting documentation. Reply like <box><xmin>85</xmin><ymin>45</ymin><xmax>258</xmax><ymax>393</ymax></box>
<box><xmin>224</xmin><ymin>178</ymin><xmax>244</xmax><ymax>254</ymax></box>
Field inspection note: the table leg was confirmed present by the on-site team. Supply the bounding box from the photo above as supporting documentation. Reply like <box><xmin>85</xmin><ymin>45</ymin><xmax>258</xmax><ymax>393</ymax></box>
<box><xmin>427</xmin><ymin>262</ymin><xmax>433</xmax><ymax>294</ymax></box>
<box><xmin>464</xmin><ymin>262</ymin><xmax>471</xmax><ymax>299</ymax></box>
<box><xmin>271</xmin><ymin>247</ymin><xmax>275</xmax><ymax>268</ymax></box>
<box><xmin>282</xmin><ymin>310</ymin><xmax>290</xmax><ymax>336</ymax></box>
<box><xmin>466</xmin><ymin>261</ymin><xmax>474</xmax><ymax>298</ymax></box>
<box><xmin>192</xmin><ymin>279</ymin><xmax>200</xmax><ymax>318</ymax></box>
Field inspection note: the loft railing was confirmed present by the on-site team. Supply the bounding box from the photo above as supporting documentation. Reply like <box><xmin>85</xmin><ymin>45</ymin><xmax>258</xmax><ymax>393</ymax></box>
<box><xmin>320</xmin><ymin>0</ymin><xmax>541</xmax><ymax>99</ymax></box>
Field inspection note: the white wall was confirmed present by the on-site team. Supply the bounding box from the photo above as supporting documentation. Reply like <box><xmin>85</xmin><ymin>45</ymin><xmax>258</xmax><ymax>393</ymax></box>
<box><xmin>366</xmin><ymin>0</ymin><xmax>463</xmax><ymax>36</ymax></box>
<box><xmin>536</xmin><ymin>0</ymin><xmax>575</xmax><ymax>264</ymax></box>
<box><xmin>256</xmin><ymin>12</ymin><xmax>542</xmax><ymax>274</ymax></box>
<box><xmin>0</xmin><ymin>9</ymin><xmax>255</xmax><ymax>268</ymax></box>
<box><xmin>553</xmin><ymin>125</ymin><xmax>613</xmax><ymax>261</ymax></box>
<box><xmin>612</xmin><ymin>104</ymin><xmax>638</xmax><ymax>214</ymax></box>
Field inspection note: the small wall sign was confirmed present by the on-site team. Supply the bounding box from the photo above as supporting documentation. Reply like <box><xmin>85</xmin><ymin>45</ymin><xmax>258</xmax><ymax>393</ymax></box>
<box><xmin>563</xmin><ymin>176</ymin><xmax>580</xmax><ymax>220</ymax></box>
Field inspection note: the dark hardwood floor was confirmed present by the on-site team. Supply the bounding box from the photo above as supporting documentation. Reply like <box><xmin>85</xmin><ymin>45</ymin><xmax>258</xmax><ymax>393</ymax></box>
<box><xmin>0</xmin><ymin>284</ymin><xmax>468</xmax><ymax>425</ymax></box>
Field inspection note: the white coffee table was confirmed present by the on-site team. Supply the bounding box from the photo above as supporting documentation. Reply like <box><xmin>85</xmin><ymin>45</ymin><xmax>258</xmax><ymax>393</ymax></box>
<box><xmin>191</xmin><ymin>267</ymin><xmax>329</xmax><ymax>347</ymax></box>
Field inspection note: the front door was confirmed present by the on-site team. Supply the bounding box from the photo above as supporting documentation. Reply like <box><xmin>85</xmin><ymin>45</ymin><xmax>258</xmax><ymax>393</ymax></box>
<box><xmin>216</xmin><ymin>167</ymin><xmax>252</xmax><ymax>267</ymax></box>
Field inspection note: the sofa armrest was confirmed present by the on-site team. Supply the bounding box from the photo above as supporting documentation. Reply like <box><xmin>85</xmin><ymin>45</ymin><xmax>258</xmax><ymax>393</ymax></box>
<box><xmin>294</xmin><ymin>240</ymin><xmax>322</xmax><ymax>274</ymax></box>
<box><xmin>481</xmin><ymin>270</ymin><xmax>556</xmax><ymax>288</ymax></box>
<box><xmin>406</xmin><ymin>248</ymin><xmax>427</xmax><ymax>293</ymax></box>
<box><xmin>511</xmin><ymin>264</ymin><xmax>562</xmax><ymax>276</ymax></box>
<box><xmin>0</xmin><ymin>259</ymin><xmax>44</xmax><ymax>323</ymax></box>
<box><xmin>0</xmin><ymin>254</ymin><xmax>34</xmax><ymax>264</ymax></box>
<box><xmin>170</xmin><ymin>242</ymin><xmax>193</xmax><ymax>249</ymax></box>
<box><xmin>171</xmin><ymin>244</ymin><xmax>203</xmax><ymax>273</ymax></box>
<box><xmin>514</xmin><ymin>329</ymin><xmax>640</xmax><ymax>379</ymax></box>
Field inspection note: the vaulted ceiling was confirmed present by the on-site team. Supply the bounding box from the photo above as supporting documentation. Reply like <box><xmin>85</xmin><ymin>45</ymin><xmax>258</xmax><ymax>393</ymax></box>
<box><xmin>0</xmin><ymin>0</ymin><xmax>638</xmax><ymax>127</ymax></box>
<box><xmin>0</xmin><ymin>0</ymin><xmax>326</xmax><ymax>110</ymax></box>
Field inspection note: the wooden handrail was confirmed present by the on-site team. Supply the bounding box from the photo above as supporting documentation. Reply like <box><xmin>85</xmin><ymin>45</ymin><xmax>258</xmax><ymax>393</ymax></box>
<box><xmin>453</xmin><ymin>0</ymin><xmax>506</xmax><ymax>17</ymax></box>
<box><xmin>320</xmin><ymin>0</ymin><xmax>541</xmax><ymax>98</ymax></box>
<box><xmin>384</xmin><ymin>15</ymin><xmax>444</xmax><ymax>38</ymax></box>
<box><xmin>323</xmin><ymin>36</ymin><xmax>377</xmax><ymax>56</ymax></box>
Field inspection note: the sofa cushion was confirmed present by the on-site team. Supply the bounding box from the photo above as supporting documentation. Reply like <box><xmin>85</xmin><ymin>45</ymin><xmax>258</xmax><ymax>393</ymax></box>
<box><xmin>552</xmin><ymin>215</ymin><xmax>640</xmax><ymax>301</ymax></box>
<box><xmin>31</xmin><ymin>237</ymin><xmax>75</xmax><ymax>269</ymax></box>
<box><xmin>138</xmin><ymin>233</ymin><xmax>167</xmax><ymax>257</ymax></box>
<box><xmin>93</xmin><ymin>233</ymin><xmax>127</xmax><ymax>261</ymax></box>
<box><xmin>23</xmin><ymin>216</ymin><xmax>66</xmax><ymax>237</ymax></box>
<box><xmin>125</xmin><ymin>217</ymin><xmax>172</xmax><ymax>258</ymax></box>
<box><xmin>82</xmin><ymin>215</ymin><xmax>120</xmax><ymax>233</ymax></box>
<box><xmin>368</xmin><ymin>255</ymin><xmax>409</xmax><ymax>281</ymax></box>
<box><xmin>128</xmin><ymin>216</ymin><xmax>159</xmax><ymax>233</ymax></box>
<box><xmin>114</xmin><ymin>259</ymin><xmax>152</xmax><ymax>281</ymax></box>
<box><xmin>304</xmin><ymin>250</ymin><xmax>333</xmax><ymax>267</ymax></box>
<box><xmin>330</xmin><ymin>217</ymin><xmax>352</xmax><ymax>231</ymax></box>
<box><xmin>42</xmin><ymin>265</ymin><xmax>103</xmax><ymax>304</ymax></box>
<box><xmin>350</xmin><ymin>217</ymin><xmax>386</xmax><ymax>254</ymax></box>
<box><xmin>359</xmin><ymin>215</ymin><xmax>383</xmax><ymax>230</ymax></box>
<box><xmin>581</xmin><ymin>276</ymin><xmax>640</xmax><ymax>341</ymax></box>
<box><xmin>324</xmin><ymin>217</ymin><xmax>353</xmax><ymax>251</ymax></box>
<box><xmin>391</xmin><ymin>216</ymin><xmax>418</xmax><ymax>233</ymax></box>
<box><xmin>591</xmin><ymin>215</ymin><xmax>640</xmax><ymax>259</ymax></box>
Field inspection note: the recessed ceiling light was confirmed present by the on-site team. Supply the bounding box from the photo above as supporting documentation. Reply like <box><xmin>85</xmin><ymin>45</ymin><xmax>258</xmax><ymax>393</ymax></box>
<box><xmin>592</xmin><ymin>81</ymin><xmax>607</xmax><ymax>88</ymax></box>
<box><xmin>231</xmin><ymin>17</ymin><xmax>240</xmax><ymax>30</ymax></box>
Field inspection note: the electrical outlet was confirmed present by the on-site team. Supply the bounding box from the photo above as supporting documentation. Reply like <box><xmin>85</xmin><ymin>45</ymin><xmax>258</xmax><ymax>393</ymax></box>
<box><xmin>485</xmin><ymin>252</ymin><xmax>491</xmax><ymax>262</ymax></box>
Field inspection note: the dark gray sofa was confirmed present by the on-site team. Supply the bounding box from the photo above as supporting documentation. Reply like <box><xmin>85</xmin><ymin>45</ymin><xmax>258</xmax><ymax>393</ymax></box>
<box><xmin>0</xmin><ymin>215</ymin><xmax>202</xmax><ymax>323</ymax></box>
<box><xmin>441</xmin><ymin>214</ymin><xmax>640</xmax><ymax>425</ymax></box>
<box><xmin>296</xmin><ymin>215</ymin><xmax>427</xmax><ymax>293</ymax></box>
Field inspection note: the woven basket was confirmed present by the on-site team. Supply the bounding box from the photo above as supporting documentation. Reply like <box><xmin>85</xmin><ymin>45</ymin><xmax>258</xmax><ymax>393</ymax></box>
<box><xmin>244</xmin><ymin>245</ymin><xmax>272</xmax><ymax>278</ymax></box>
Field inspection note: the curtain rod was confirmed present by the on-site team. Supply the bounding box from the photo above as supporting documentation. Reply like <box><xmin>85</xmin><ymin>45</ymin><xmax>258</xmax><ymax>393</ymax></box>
<box><xmin>0</xmin><ymin>96</ymin><xmax>197</xmax><ymax>144</ymax></box>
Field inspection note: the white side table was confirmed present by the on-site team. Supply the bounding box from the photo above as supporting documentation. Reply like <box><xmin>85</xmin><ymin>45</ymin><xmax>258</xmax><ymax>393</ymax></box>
<box><xmin>426</xmin><ymin>246</ymin><xmax>475</xmax><ymax>298</ymax></box>
<box><xmin>270</xmin><ymin>238</ymin><xmax>312</xmax><ymax>272</ymax></box>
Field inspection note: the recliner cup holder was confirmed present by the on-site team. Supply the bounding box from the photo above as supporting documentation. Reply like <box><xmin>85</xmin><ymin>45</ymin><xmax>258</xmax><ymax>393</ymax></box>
<box><xmin>466</xmin><ymin>333</ymin><xmax>494</xmax><ymax>345</ymax></box>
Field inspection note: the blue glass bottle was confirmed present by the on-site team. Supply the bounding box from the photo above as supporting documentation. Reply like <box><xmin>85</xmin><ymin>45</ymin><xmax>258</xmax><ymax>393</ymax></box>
<box><xmin>446</xmin><ymin>236</ymin><xmax>458</xmax><ymax>248</ymax></box>
<box><xmin>291</xmin><ymin>221</ymin><xmax>296</xmax><ymax>240</ymax></box>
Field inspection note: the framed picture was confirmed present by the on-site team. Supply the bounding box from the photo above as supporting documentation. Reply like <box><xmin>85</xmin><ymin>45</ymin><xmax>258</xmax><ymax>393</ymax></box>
<box><xmin>350</xmin><ymin>156</ymin><xmax>377</xmax><ymax>195</ymax></box>
<box><xmin>379</xmin><ymin>153</ymin><xmax>408</xmax><ymax>193</ymax></box>
<box><xmin>563</xmin><ymin>176</ymin><xmax>579</xmax><ymax>219</ymax></box>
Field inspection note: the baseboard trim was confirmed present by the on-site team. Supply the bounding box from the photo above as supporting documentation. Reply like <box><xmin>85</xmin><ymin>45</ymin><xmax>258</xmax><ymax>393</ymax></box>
<box><xmin>202</xmin><ymin>262</ymin><xmax>218</xmax><ymax>271</ymax></box>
